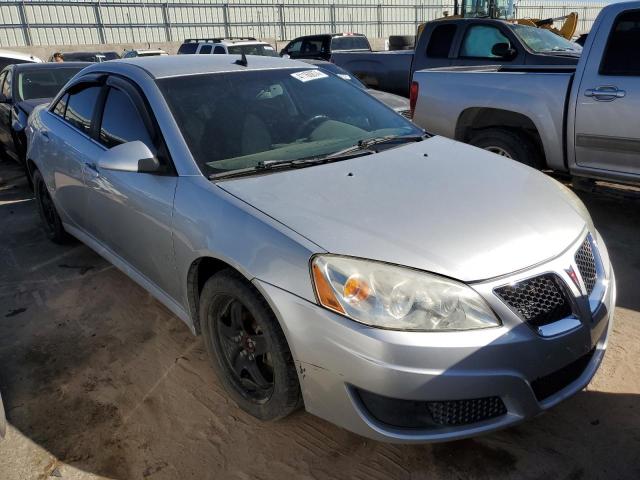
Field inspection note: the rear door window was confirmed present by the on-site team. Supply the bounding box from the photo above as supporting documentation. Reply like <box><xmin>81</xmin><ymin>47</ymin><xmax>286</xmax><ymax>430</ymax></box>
<box><xmin>63</xmin><ymin>85</ymin><xmax>101</xmax><ymax>134</ymax></box>
<box><xmin>301</xmin><ymin>37</ymin><xmax>326</xmax><ymax>56</ymax></box>
<box><xmin>600</xmin><ymin>10</ymin><xmax>640</xmax><ymax>75</ymax></box>
<box><xmin>2</xmin><ymin>70</ymin><xmax>11</xmax><ymax>98</ymax></box>
<box><xmin>427</xmin><ymin>24</ymin><xmax>457</xmax><ymax>58</ymax></box>
<box><xmin>460</xmin><ymin>25</ymin><xmax>510</xmax><ymax>58</ymax></box>
<box><xmin>214</xmin><ymin>46</ymin><xmax>226</xmax><ymax>54</ymax></box>
<box><xmin>198</xmin><ymin>45</ymin><xmax>213</xmax><ymax>54</ymax></box>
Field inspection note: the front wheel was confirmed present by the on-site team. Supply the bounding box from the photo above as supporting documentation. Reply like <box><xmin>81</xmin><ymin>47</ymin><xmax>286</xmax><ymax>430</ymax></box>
<box><xmin>469</xmin><ymin>128</ymin><xmax>542</xmax><ymax>169</ymax></box>
<box><xmin>200</xmin><ymin>270</ymin><xmax>301</xmax><ymax>420</ymax></box>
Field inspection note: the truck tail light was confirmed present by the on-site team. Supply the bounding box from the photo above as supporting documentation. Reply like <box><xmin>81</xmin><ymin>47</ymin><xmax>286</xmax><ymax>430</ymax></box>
<box><xmin>409</xmin><ymin>81</ymin><xmax>419</xmax><ymax>118</ymax></box>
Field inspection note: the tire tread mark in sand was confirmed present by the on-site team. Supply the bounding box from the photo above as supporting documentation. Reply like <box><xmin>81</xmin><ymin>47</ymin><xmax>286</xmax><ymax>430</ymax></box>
<box><xmin>58</xmin><ymin>264</ymin><xmax>95</xmax><ymax>275</ymax></box>
<box><xmin>4</xmin><ymin>307</ymin><xmax>26</xmax><ymax>317</ymax></box>
<box><xmin>299</xmin><ymin>418</ymin><xmax>341</xmax><ymax>449</ymax></box>
<box><xmin>292</xmin><ymin>423</ymin><xmax>332</xmax><ymax>456</ymax></box>
<box><xmin>373</xmin><ymin>447</ymin><xmax>410</xmax><ymax>476</ymax></box>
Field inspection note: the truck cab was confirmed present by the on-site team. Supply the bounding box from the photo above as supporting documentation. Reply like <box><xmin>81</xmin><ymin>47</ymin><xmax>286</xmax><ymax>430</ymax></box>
<box><xmin>279</xmin><ymin>33</ymin><xmax>371</xmax><ymax>61</ymax></box>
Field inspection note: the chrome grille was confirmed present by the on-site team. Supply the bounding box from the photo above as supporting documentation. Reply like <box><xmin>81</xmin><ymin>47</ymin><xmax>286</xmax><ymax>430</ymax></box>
<box><xmin>495</xmin><ymin>274</ymin><xmax>572</xmax><ymax>327</ymax></box>
<box><xmin>575</xmin><ymin>238</ymin><xmax>597</xmax><ymax>295</ymax></box>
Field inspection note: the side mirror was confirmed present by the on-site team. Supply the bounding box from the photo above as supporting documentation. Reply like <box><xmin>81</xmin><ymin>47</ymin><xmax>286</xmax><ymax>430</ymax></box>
<box><xmin>98</xmin><ymin>140</ymin><xmax>160</xmax><ymax>173</ymax></box>
<box><xmin>491</xmin><ymin>42</ymin><xmax>516</xmax><ymax>59</ymax></box>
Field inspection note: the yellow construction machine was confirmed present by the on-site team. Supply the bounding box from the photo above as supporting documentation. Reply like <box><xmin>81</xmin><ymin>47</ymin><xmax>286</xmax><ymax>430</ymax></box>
<box><xmin>420</xmin><ymin>0</ymin><xmax>579</xmax><ymax>41</ymax></box>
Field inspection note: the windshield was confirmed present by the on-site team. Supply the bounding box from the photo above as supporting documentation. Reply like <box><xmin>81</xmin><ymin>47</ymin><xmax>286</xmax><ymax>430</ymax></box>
<box><xmin>17</xmin><ymin>67</ymin><xmax>83</xmax><ymax>101</ymax></box>
<box><xmin>227</xmin><ymin>44</ymin><xmax>278</xmax><ymax>57</ymax></box>
<box><xmin>314</xmin><ymin>63</ymin><xmax>366</xmax><ymax>89</ymax></box>
<box><xmin>511</xmin><ymin>25</ymin><xmax>582</xmax><ymax>54</ymax></box>
<box><xmin>157</xmin><ymin>68</ymin><xmax>421</xmax><ymax>176</ymax></box>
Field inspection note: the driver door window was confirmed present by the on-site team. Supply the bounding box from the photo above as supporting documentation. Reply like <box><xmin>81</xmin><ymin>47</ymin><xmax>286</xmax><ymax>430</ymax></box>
<box><xmin>99</xmin><ymin>87</ymin><xmax>154</xmax><ymax>150</ymax></box>
<box><xmin>286</xmin><ymin>40</ymin><xmax>302</xmax><ymax>57</ymax></box>
<box><xmin>460</xmin><ymin>25</ymin><xmax>510</xmax><ymax>58</ymax></box>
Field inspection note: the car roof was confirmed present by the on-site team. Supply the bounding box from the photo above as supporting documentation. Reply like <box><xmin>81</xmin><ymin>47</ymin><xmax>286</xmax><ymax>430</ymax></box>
<box><xmin>0</xmin><ymin>49</ymin><xmax>41</xmax><ymax>62</ymax></box>
<box><xmin>86</xmin><ymin>55</ymin><xmax>316</xmax><ymax>79</ymax></box>
<box><xmin>293</xmin><ymin>33</ymin><xmax>366</xmax><ymax>39</ymax></box>
<box><xmin>12</xmin><ymin>61</ymin><xmax>90</xmax><ymax>71</ymax></box>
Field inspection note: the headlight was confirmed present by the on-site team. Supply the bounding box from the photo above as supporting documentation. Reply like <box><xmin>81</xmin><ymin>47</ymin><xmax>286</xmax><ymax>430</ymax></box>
<box><xmin>311</xmin><ymin>255</ymin><xmax>500</xmax><ymax>331</ymax></box>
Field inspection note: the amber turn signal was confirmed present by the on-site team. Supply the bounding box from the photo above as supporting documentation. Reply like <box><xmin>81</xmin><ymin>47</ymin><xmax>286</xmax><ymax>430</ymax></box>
<box><xmin>312</xmin><ymin>262</ymin><xmax>346</xmax><ymax>314</ymax></box>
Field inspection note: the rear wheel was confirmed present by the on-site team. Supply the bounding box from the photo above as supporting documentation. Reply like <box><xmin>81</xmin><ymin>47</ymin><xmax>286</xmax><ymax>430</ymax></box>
<box><xmin>469</xmin><ymin>128</ymin><xmax>541</xmax><ymax>169</ymax></box>
<box><xmin>33</xmin><ymin>169</ymin><xmax>70</xmax><ymax>244</ymax></box>
<box><xmin>200</xmin><ymin>270</ymin><xmax>301</xmax><ymax>420</ymax></box>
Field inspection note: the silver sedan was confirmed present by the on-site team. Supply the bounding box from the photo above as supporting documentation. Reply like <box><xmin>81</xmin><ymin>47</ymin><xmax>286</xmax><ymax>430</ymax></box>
<box><xmin>26</xmin><ymin>55</ymin><xmax>615</xmax><ymax>443</ymax></box>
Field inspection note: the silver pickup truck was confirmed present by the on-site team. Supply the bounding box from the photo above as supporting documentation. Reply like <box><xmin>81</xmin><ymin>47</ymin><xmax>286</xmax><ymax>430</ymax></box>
<box><xmin>412</xmin><ymin>1</ymin><xmax>640</xmax><ymax>185</ymax></box>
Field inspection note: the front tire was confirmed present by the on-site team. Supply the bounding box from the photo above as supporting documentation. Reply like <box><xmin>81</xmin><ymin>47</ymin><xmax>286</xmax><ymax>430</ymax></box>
<box><xmin>200</xmin><ymin>270</ymin><xmax>301</xmax><ymax>420</ymax></box>
<box><xmin>469</xmin><ymin>128</ymin><xmax>541</xmax><ymax>169</ymax></box>
<box><xmin>33</xmin><ymin>169</ymin><xmax>70</xmax><ymax>244</ymax></box>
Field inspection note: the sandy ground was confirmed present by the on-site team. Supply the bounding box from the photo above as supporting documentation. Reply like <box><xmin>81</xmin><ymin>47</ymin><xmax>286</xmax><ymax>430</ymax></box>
<box><xmin>0</xmin><ymin>158</ymin><xmax>638</xmax><ymax>480</ymax></box>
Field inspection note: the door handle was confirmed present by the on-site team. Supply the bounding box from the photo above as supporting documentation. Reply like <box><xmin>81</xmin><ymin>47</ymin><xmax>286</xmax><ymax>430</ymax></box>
<box><xmin>41</xmin><ymin>130</ymin><xmax>50</xmax><ymax>142</ymax></box>
<box><xmin>584</xmin><ymin>86</ymin><xmax>626</xmax><ymax>101</ymax></box>
<box><xmin>83</xmin><ymin>162</ymin><xmax>99</xmax><ymax>177</ymax></box>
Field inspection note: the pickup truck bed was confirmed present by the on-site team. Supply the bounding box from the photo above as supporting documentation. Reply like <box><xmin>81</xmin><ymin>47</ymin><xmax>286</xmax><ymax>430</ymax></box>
<box><xmin>412</xmin><ymin>64</ymin><xmax>576</xmax><ymax>170</ymax></box>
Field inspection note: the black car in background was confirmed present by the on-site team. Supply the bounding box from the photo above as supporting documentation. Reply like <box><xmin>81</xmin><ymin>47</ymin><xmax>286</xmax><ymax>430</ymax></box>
<box><xmin>0</xmin><ymin>62</ymin><xmax>88</xmax><ymax>180</ymax></box>
<box><xmin>49</xmin><ymin>51</ymin><xmax>120</xmax><ymax>62</ymax></box>
<box><xmin>279</xmin><ymin>33</ymin><xmax>371</xmax><ymax>61</ymax></box>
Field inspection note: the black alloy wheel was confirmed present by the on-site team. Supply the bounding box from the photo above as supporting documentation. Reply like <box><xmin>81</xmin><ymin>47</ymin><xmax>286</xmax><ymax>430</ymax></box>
<box><xmin>215</xmin><ymin>296</ymin><xmax>274</xmax><ymax>402</ymax></box>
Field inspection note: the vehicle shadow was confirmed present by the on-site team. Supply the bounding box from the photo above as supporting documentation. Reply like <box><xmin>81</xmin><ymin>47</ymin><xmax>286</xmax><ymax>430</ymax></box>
<box><xmin>0</xmin><ymin>159</ymin><xmax>638</xmax><ymax>479</ymax></box>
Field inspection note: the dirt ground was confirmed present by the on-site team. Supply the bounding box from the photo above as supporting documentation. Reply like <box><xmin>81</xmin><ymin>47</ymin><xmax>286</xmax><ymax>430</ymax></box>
<box><xmin>0</xmin><ymin>158</ymin><xmax>638</xmax><ymax>480</ymax></box>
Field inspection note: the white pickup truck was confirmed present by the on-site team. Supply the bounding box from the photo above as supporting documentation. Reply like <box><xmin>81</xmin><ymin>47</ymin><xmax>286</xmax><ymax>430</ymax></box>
<box><xmin>411</xmin><ymin>1</ymin><xmax>640</xmax><ymax>185</ymax></box>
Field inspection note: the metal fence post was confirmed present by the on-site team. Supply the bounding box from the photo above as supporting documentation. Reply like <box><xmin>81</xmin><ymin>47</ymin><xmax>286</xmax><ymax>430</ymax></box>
<box><xmin>377</xmin><ymin>4</ymin><xmax>382</xmax><ymax>38</ymax></box>
<box><xmin>17</xmin><ymin>1</ymin><xmax>31</xmax><ymax>46</ymax></box>
<box><xmin>223</xmin><ymin>3</ymin><xmax>230</xmax><ymax>38</ymax></box>
<box><xmin>94</xmin><ymin>1</ymin><xmax>106</xmax><ymax>45</ymax></box>
<box><xmin>330</xmin><ymin>4</ymin><xmax>336</xmax><ymax>33</ymax></box>
<box><xmin>278</xmin><ymin>4</ymin><xmax>285</xmax><ymax>41</ymax></box>
<box><xmin>162</xmin><ymin>2</ymin><xmax>172</xmax><ymax>42</ymax></box>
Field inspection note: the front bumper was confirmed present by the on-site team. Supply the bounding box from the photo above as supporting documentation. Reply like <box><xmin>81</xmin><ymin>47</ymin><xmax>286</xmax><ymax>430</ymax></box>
<box><xmin>255</xmin><ymin>231</ymin><xmax>616</xmax><ymax>443</ymax></box>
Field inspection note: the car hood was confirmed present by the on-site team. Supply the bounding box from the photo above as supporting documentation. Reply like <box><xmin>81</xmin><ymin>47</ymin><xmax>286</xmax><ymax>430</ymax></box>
<box><xmin>17</xmin><ymin>98</ymin><xmax>50</xmax><ymax>115</ymax></box>
<box><xmin>219</xmin><ymin>136</ymin><xmax>588</xmax><ymax>282</ymax></box>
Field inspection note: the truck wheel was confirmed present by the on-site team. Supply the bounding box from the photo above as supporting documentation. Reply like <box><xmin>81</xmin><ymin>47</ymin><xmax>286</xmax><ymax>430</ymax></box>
<box><xmin>469</xmin><ymin>128</ymin><xmax>541</xmax><ymax>169</ymax></box>
<box><xmin>33</xmin><ymin>169</ymin><xmax>70</xmax><ymax>244</ymax></box>
<box><xmin>200</xmin><ymin>270</ymin><xmax>302</xmax><ymax>420</ymax></box>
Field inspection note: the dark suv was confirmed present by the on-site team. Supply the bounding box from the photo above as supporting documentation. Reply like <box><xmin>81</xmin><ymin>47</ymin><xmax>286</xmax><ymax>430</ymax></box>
<box><xmin>279</xmin><ymin>33</ymin><xmax>371</xmax><ymax>61</ymax></box>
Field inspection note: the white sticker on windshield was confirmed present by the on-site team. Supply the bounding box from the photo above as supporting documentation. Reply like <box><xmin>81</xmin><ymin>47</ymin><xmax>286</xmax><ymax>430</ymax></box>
<box><xmin>337</xmin><ymin>74</ymin><xmax>352</xmax><ymax>81</ymax></box>
<box><xmin>291</xmin><ymin>70</ymin><xmax>329</xmax><ymax>82</ymax></box>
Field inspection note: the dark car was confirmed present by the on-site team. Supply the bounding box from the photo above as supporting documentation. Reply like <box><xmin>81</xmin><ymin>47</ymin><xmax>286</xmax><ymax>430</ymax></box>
<box><xmin>50</xmin><ymin>51</ymin><xmax>120</xmax><ymax>62</ymax></box>
<box><xmin>280</xmin><ymin>33</ymin><xmax>371</xmax><ymax>61</ymax></box>
<box><xmin>300</xmin><ymin>59</ymin><xmax>411</xmax><ymax>118</ymax></box>
<box><xmin>0</xmin><ymin>62</ymin><xmax>88</xmax><ymax>179</ymax></box>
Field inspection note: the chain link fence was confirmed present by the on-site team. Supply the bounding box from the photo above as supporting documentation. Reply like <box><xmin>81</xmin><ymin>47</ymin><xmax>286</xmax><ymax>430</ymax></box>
<box><xmin>0</xmin><ymin>1</ymin><xmax>606</xmax><ymax>47</ymax></box>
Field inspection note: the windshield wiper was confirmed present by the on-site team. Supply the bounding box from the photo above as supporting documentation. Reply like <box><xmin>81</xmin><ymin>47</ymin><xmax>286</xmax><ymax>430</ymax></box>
<box><xmin>209</xmin><ymin>133</ymin><xmax>428</xmax><ymax>181</ymax></box>
<box><xmin>321</xmin><ymin>133</ymin><xmax>428</xmax><ymax>161</ymax></box>
<box><xmin>209</xmin><ymin>159</ymin><xmax>313</xmax><ymax>180</ymax></box>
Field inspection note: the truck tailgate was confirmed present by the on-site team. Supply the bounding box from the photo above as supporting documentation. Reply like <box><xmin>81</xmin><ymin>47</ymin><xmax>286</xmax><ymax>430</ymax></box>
<box><xmin>332</xmin><ymin>50</ymin><xmax>414</xmax><ymax>97</ymax></box>
<box><xmin>412</xmin><ymin>65</ymin><xmax>574</xmax><ymax>169</ymax></box>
